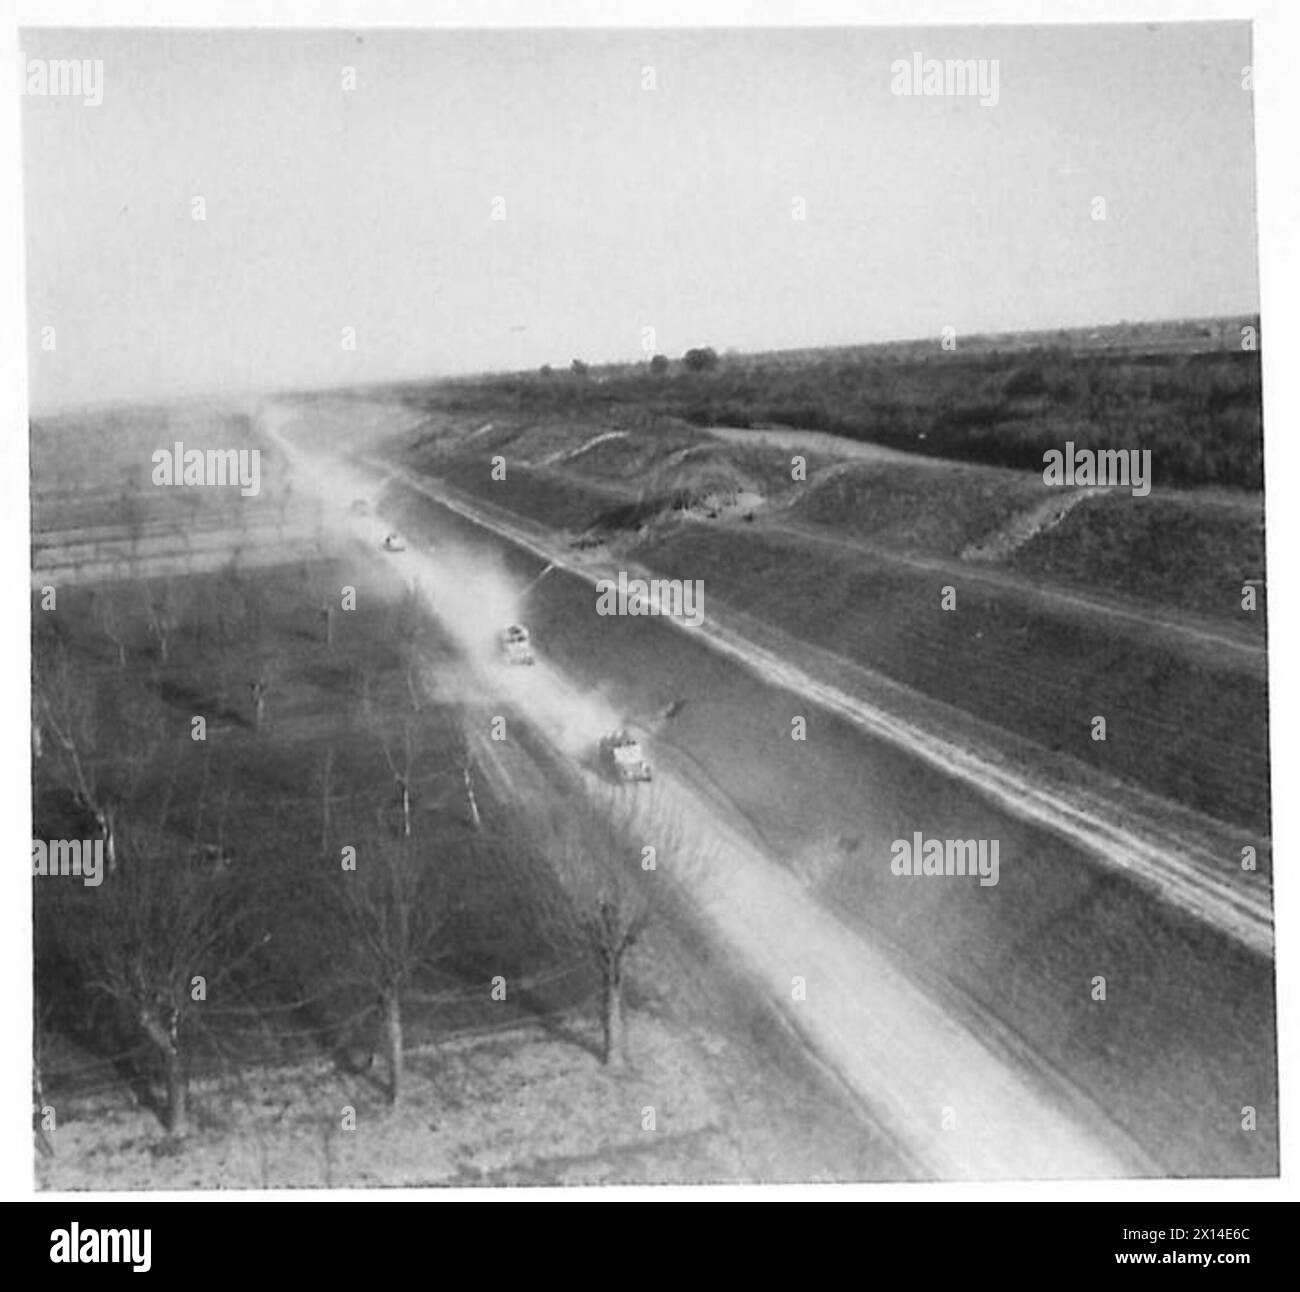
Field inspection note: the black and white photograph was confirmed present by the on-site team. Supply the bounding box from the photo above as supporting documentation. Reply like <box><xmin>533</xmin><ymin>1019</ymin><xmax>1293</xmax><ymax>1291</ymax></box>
<box><xmin>9</xmin><ymin>1</ymin><xmax>1297</xmax><ymax>1214</ymax></box>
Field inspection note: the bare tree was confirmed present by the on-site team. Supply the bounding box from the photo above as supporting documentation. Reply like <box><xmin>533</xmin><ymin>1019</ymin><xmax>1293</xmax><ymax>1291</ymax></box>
<box><xmin>34</xmin><ymin>641</ymin><xmax>162</xmax><ymax>873</ymax></box>
<box><xmin>75</xmin><ymin>816</ymin><xmax>267</xmax><ymax>1136</ymax></box>
<box><xmin>531</xmin><ymin>798</ymin><xmax>668</xmax><ymax>1070</ymax></box>
<box><xmin>461</xmin><ymin>754</ymin><xmax>482</xmax><ymax>831</ymax></box>
<box><xmin>323</xmin><ymin>816</ymin><xmax>447</xmax><ymax>1105</ymax></box>
<box><xmin>92</xmin><ymin>589</ymin><xmax>130</xmax><ymax>670</ymax></box>
<box><xmin>142</xmin><ymin>579</ymin><xmax>185</xmax><ymax>665</ymax></box>
<box><xmin>304</xmin><ymin>565</ymin><xmax>336</xmax><ymax>649</ymax></box>
<box><xmin>249</xmin><ymin>655</ymin><xmax>278</xmax><ymax>732</ymax></box>
<box><xmin>405</xmin><ymin>662</ymin><xmax>422</xmax><ymax>714</ymax></box>
<box><xmin>379</xmin><ymin>719</ymin><xmax>417</xmax><ymax>839</ymax></box>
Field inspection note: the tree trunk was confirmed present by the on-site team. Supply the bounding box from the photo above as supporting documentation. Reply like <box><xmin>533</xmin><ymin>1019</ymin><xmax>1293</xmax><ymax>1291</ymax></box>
<box><xmin>94</xmin><ymin>807</ymin><xmax>117</xmax><ymax>874</ymax></box>
<box><xmin>164</xmin><ymin>1046</ymin><xmax>188</xmax><ymax>1136</ymax></box>
<box><xmin>141</xmin><ymin>1008</ymin><xmax>188</xmax><ymax>1137</ymax></box>
<box><xmin>601</xmin><ymin>950</ymin><xmax>627</xmax><ymax>1070</ymax></box>
<box><xmin>383</xmin><ymin>989</ymin><xmax>403</xmax><ymax>1106</ymax></box>
<box><xmin>321</xmin><ymin>604</ymin><xmax>333</xmax><ymax>649</ymax></box>
<box><xmin>464</xmin><ymin>764</ymin><xmax>481</xmax><ymax>830</ymax></box>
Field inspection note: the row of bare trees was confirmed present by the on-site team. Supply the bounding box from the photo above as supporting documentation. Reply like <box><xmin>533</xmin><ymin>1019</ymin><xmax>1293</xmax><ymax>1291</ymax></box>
<box><xmin>34</xmin><ymin>581</ymin><xmax>275</xmax><ymax>1139</ymax></box>
<box><xmin>312</xmin><ymin>787</ymin><xmax>663</xmax><ymax>1106</ymax></box>
<box><xmin>39</xmin><ymin>783</ymin><xmax>665</xmax><ymax>1139</ymax></box>
<box><xmin>34</xmin><ymin>607</ymin><xmax>259</xmax><ymax>1137</ymax></box>
<box><xmin>34</xmin><ymin>569</ymin><xmax>678</xmax><ymax>1143</ymax></box>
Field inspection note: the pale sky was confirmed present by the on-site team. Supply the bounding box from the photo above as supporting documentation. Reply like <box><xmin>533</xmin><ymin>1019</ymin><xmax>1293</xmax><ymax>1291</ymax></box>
<box><xmin>21</xmin><ymin>23</ymin><xmax>1259</xmax><ymax>409</ymax></box>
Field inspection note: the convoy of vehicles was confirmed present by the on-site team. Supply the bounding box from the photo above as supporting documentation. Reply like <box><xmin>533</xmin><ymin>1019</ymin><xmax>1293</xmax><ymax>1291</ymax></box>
<box><xmin>371</xmin><ymin>523</ymin><xmax>649</xmax><ymax>786</ymax></box>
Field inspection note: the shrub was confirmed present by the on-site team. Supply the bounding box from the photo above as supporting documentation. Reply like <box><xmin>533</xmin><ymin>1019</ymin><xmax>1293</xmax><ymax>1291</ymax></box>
<box><xmin>683</xmin><ymin>346</ymin><xmax>719</xmax><ymax>373</ymax></box>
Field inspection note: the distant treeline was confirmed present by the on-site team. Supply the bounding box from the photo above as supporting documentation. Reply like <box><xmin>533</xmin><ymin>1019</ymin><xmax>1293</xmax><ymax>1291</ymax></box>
<box><xmin>414</xmin><ymin>345</ymin><xmax>1264</xmax><ymax>491</ymax></box>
